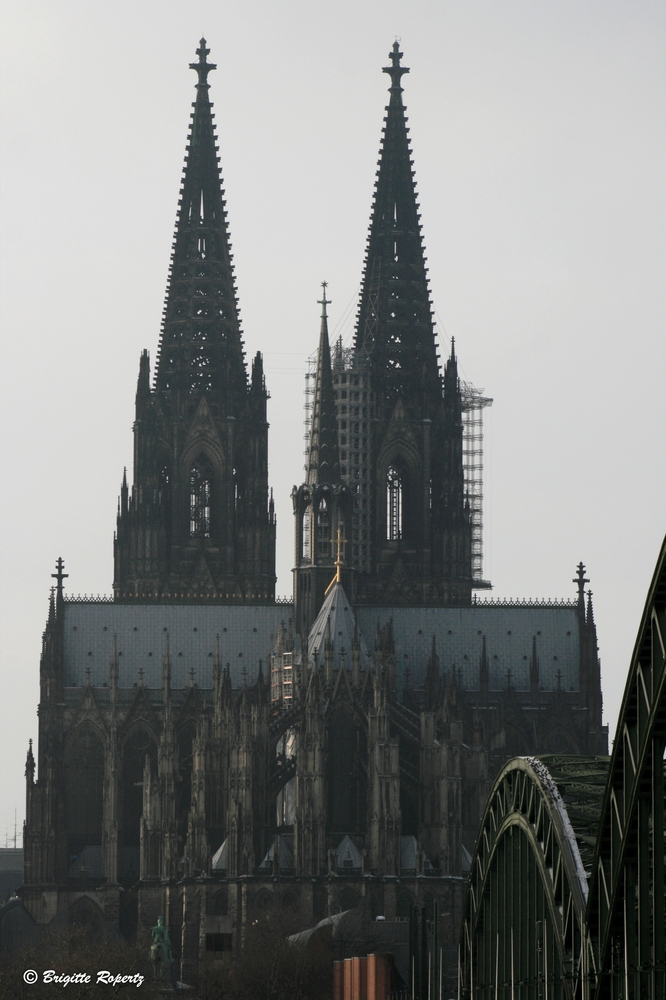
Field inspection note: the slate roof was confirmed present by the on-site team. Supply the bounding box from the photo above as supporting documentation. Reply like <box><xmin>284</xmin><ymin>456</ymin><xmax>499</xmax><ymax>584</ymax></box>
<box><xmin>308</xmin><ymin>583</ymin><xmax>371</xmax><ymax>670</ymax></box>
<box><xmin>0</xmin><ymin>850</ymin><xmax>22</xmax><ymax>873</ymax></box>
<box><xmin>62</xmin><ymin>599</ymin><xmax>581</xmax><ymax>694</ymax></box>
<box><xmin>355</xmin><ymin>604</ymin><xmax>581</xmax><ymax>692</ymax></box>
<box><xmin>63</xmin><ymin>602</ymin><xmax>294</xmax><ymax>689</ymax></box>
<box><xmin>211</xmin><ymin>838</ymin><xmax>227</xmax><ymax>871</ymax></box>
<box><xmin>336</xmin><ymin>835</ymin><xmax>362</xmax><ymax>870</ymax></box>
<box><xmin>259</xmin><ymin>833</ymin><xmax>294</xmax><ymax>870</ymax></box>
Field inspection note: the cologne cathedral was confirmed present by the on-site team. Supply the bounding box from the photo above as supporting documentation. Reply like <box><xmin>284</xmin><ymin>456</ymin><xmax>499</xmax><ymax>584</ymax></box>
<box><xmin>18</xmin><ymin>40</ymin><xmax>606</xmax><ymax>987</ymax></box>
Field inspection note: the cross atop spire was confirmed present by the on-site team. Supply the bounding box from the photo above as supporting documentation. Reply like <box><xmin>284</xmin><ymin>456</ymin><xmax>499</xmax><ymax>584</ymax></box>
<box><xmin>318</xmin><ymin>281</ymin><xmax>330</xmax><ymax>320</ymax></box>
<box><xmin>325</xmin><ymin>526</ymin><xmax>348</xmax><ymax>595</ymax></box>
<box><xmin>383</xmin><ymin>40</ymin><xmax>409</xmax><ymax>91</ymax></box>
<box><xmin>190</xmin><ymin>37</ymin><xmax>216</xmax><ymax>88</ymax></box>
<box><xmin>52</xmin><ymin>557</ymin><xmax>68</xmax><ymax>602</ymax></box>
<box><xmin>334</xmin><ymin>526</ymin><xmax>346</xmax><ymax>583</ymax></box>
<box><xmin>573</xmin><ymin>562</ymin><xmax>589</xmax><ymax>610</ymax></box>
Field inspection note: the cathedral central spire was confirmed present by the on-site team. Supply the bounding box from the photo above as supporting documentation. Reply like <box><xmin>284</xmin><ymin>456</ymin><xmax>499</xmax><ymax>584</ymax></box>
<box><xmin>307</xmin><ymin>283</ymin><xmax>340</xmax><ymax>485</ymax></box>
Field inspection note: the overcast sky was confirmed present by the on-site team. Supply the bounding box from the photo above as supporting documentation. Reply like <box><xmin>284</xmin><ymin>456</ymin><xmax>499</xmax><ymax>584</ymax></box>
<box><xmin>0</xmin><ymin>0</ymin><xmax>664</xmax><ymax>842</ymax></box>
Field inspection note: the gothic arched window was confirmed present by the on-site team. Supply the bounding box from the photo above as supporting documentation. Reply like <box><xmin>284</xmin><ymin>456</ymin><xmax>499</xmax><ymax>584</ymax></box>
<box><xmin>65</xmin><ymin>727</ymin><xmax>104</xmax><ymax>856</ymax></box>
<box><xmin>301</xmin><ymin>509</ymin><xmax>311</xmax><ymax>561</ymax></box>
<box><xmin>189</xmin><ymin>456</ymin><xmax>213</xmax><ymax>538</ymax></box>
<box><xmin>316</xmin><ymin>498</ymin><xmax>330</xmax><ymax>561</ymax></box>
<box><xmin>386</xmin><ymin>465</ymin><xmax>403</xmax><ymax>541</ymax></box>
<box><xmin>121</xmin><ymin>728</ymin><xmax>157</xmax><ymax>848</ymax></box>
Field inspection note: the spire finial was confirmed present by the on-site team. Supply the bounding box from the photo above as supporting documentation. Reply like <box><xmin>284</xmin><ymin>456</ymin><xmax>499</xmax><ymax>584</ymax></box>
<box><xmin>383</xmin><ymin>40</ymin><xmax>409</xmax><ymax>91</ymax></box>
<box><xmin>190</xmin><ymin>37</ymin><xmax>217</xmax><ymax>88</ymax></box>
<box><xmin>318</xmin><ymin>282</ymin><xmax>330</xmax><ymax>320</ymax></box>
<box><xmin>325</xmin><ymin>526</ymin><xmax>348</xmax><ymax>595</ymax></box>
<box><xmin>574</xmin><ymin>562</ymin><xmax>589</xmax><ymax>607</ymax></box>
<box><xmin>52</xmin><ymin>557</ymin><xmax>68</xmax><ymax>598</ymax></box>
<box><xmin>334</xmin><ymin>525</ymin><xmax>346</xmax><ymax>584</ymax></box>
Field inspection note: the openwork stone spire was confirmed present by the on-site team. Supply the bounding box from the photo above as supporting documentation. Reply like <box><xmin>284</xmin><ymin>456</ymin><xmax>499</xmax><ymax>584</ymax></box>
<box><xmin>355</xmin><ymin>41</ymin><xmax>441</xmax><ymax>421</ymax></box>
<box><xmin>307</xmin><ymin>283</ymin><xmax>340</xmax><ymax>485</ymax></box>
<box><xmin>155</xmin><ymin>38</ymin><xmax>246</xmax><ymax>413</ymax></box>
<box><xmin>114</xmin><ymin>40</ymin><xmax>275</xmax><ymax>603</ymax></box>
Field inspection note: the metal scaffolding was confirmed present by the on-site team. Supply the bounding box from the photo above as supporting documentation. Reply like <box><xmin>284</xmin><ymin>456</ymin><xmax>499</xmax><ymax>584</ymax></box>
<box><xmin>460</xmin><ymin>382</ymin><xmax>493</xmax><ymax>588</ymax></box>
<box><xmin>306</xmin><ymin>358</ymin><xmax>493</xmax><ymax>584</ymax></box>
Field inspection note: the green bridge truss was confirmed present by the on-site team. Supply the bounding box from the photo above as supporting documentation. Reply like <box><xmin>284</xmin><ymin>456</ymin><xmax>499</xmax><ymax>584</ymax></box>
<box><xmin>460</xmin><ymin>536</ymin><xmax>666</xmax><ymax>999</ymax></box>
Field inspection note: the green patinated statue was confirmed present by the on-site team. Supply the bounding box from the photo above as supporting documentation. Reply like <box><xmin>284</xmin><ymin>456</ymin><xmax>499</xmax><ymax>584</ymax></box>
<box><xmin>150</xmin><ymin>916</ymin><xmax>174</xmax><ymax>980</ymax></box>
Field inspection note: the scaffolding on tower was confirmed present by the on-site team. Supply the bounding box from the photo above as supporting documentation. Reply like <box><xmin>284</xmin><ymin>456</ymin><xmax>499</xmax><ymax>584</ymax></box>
<box><xmin>460</xmin><ymin>382</ymin><xmax>493</xmax><ymax>589</ymax></box>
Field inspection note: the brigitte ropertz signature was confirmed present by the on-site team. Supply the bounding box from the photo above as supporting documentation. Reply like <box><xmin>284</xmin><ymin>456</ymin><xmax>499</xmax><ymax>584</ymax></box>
<box><xmin>23</xmin><ymin>969</ymin><xmax>144</xmax><ymax>987</ymax></box>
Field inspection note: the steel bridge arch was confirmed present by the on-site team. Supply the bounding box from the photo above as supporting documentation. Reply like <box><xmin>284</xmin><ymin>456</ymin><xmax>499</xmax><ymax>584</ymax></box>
<box><xmin>459</xmin><ymin>756</ymin><xmax>589</xmax><ymax>999</ymax></box>
<box><xmin>586</xmin><ymin>536</ymin><xmax>666</xmax><ymax>998</ymax></box>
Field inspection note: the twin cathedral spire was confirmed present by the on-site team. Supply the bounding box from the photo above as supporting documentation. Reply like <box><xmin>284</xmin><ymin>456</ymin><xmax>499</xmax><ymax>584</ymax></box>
<box><xmin>114</xmin><ymin>39</ymin><xmax>275</xmax><ymax>603</ymax></box>
<box><xmin>114</xmin><ymin>39</ymin><xmax>472</xmax><ymax>617</ymax></box>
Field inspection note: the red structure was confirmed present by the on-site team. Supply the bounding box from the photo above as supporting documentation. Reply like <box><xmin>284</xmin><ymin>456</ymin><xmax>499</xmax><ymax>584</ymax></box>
<box><xmin>334</xmin><ymin>953</ymin><xmax>395</xmax><ymax>1000</ymax></box>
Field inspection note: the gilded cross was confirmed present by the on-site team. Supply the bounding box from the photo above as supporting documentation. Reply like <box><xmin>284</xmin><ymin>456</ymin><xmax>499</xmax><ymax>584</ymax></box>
<box><xmin>334</xmin><ymin>526</ymin><xmax>347</xmax><ymax>584</ymax></box>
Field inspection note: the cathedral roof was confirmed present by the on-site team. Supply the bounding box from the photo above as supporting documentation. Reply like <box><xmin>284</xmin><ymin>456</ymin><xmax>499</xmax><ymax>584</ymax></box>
<box><xmin>60</xmin><ymin>599</ymin><xmax>581</xmax><ymax>695</ymax></box>
<box><xmin>307</xmin><ymin>582</ymin><xmax>371</xmax><ymax>671</ymax></box>
<box><xmin>62</xmin><ymin>602</ymin><xmax>293</xmax><ymax>690</ymax></box>
<box><xmin>355</xmin><ymin>604</ymin><xmax>581</xmax><ymax>693</ymax></box>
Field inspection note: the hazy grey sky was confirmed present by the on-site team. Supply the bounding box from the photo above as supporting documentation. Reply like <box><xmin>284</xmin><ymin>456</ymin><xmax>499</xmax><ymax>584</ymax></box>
<box><xmin>1</xmin><ymin>0</ymin><xmax>664</xmax><ymax>842</ymax></box>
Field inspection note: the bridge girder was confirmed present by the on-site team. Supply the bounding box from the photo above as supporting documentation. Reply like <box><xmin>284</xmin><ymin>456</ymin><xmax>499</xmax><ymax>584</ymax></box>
<box><xmin>459</xmin><ymin>755</ymin><xmax>589</xmax><ymax>998</ymax></box>
<box><xmin>586</xmin><ymin>536</ymin><xmax>666</xmax><ymax>998</ymax></box>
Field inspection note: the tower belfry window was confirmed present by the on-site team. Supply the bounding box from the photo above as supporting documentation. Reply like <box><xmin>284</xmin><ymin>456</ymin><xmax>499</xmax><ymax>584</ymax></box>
<box><xmin>387</xmin><ymin>465</ymin><xmax>402</xmax><ymax>541</ymax></box>
<box><xmin>190</xmin><ymin>456</ymin><xmax>213</xmax><ymax>538</ymax></box>
<box><xmin>302</xmin><ymin>509</ymin><xmax>311</xmax><ymax>561</ymax></box>
<box><xmin>317</xmin><ymin>498</ymin><xmax>330</xmax><ymax>560</ymax></box>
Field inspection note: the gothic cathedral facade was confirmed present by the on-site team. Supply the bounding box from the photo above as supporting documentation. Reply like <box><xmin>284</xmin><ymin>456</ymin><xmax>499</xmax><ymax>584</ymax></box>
<box><xmin>19</xmin><ymin>41</ymin><xmax>607</xmax><ymax>989</ymax></box>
